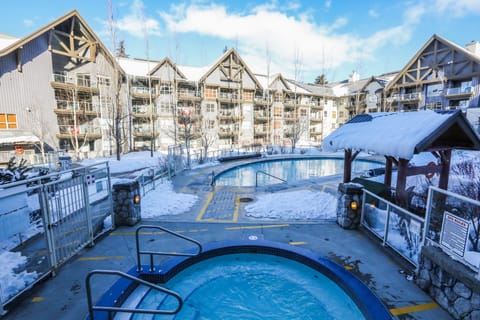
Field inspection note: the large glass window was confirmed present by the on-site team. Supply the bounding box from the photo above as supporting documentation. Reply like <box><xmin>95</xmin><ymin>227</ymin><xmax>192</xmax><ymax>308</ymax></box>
<box><xmin>0</xmin><ymin>114</ymin><xmax>17</xmax><ymax>129</ymax></box>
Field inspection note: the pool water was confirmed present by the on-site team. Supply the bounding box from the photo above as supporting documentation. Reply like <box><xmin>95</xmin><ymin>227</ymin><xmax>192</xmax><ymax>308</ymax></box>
<box><xmin>214</xmin><ymin>158</ymin><xmax>379</xmax><ymax>186</ymax></box>
<box><xmin>133</xmin><ymin>253</ymin><xmax>365</xmax><ymax>319</ymax></box>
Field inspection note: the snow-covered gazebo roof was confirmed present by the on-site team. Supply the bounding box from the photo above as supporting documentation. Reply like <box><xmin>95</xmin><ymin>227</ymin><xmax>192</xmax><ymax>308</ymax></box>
<box><xmin>323</xmin><ymin>110</ymin><xmax>480</xmax><ymax>160</ymax></box>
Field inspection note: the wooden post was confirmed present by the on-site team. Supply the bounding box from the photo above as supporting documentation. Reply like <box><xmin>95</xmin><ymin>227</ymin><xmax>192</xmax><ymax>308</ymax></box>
<box><xmin>344</xmin><ymin>149</ymin><xmax>352</xmax><ymax>183</ymax></box>
<box><xmin>396</xmin><ymin>158</ymin><xmax>409</xmax><ymax>207</ymax></box>
<box><xmin>384</xmin><ymin>156</ymin><xmax>392</xmax><ymax>187</ymax></box>
<box><xmin>438</xmin><ymin>149</ymin><xmax>452</xmax><ymax>190</ymax></box>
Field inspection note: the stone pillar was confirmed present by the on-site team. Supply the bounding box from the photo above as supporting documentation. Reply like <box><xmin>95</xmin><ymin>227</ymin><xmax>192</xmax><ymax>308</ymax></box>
<box><xmin>336</xmin><ymin>182</ymin><xmax>363</xmax><ymax>229</ymax></box>
<box><xmin>112</xmin><ymin>179</ymin><xmax>141</xmax><ymax>226</ymax></box>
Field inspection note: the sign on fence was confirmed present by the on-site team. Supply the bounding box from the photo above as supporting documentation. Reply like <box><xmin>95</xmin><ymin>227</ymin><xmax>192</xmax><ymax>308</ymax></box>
<box><xmin>440</xmin><ymin>212</ymin><xmax>470</xmax><ymax>257</ymax></box>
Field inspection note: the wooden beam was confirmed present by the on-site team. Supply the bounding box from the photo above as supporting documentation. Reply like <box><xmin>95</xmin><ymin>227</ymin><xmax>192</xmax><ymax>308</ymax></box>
<box><xmin>396</xmin><ymin>158</ymin><xmax>410</xmax><ymax>207</ymax></box>
<box><xmin>343</xmin><ymin>149</ymin><xmax>352</xmax><ymax>183</ymax></box>
<box><xmin>384</xmin><ymin>156</ymin><xmax>393</xmax><ymax>187</ymax></box>
<box><xmin>438</xmin><ymin>149</ymin><xmax>452</xmax><ymax>190</ymax></box>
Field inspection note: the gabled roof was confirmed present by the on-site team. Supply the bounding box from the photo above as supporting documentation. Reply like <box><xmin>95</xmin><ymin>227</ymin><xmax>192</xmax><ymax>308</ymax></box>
<box><xmin>148</xmin><ymin>57</ymin><xmax>187</xmax><ymax>79</ymax></box>
<box><xmin>199</xmin><ymin>48</ymin><xmax>262</xmax><ymax>88</ymax></box>
<box><xmin>0</xmin><ymin>10</ymin><xmax>123</xmax><ymax>73</ymax></box>
<box><xmin>386</xmin><ymin>34</ymin><xmax>480</xmax><ymax>91</ymax></box>
<box><xmin>323</xmin><ymin>110</ymin><xmax>480</xmax><ymax>160</ymax></box>
<box><xmin>270</xmin><ymin>73</ymin><xmax>291</xmax><ymax>91</ymax></box>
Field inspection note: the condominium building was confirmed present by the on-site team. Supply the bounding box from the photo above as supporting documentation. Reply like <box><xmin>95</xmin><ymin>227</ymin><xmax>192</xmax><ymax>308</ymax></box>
<box><xmin>0</xmin><ymin>10</ymin><xmax>124</xmax><ymax>163</ymax></box>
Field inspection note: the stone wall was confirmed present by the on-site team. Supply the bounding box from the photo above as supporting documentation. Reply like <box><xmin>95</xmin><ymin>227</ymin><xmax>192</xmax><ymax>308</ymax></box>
<box><xmin>112</xmin><ymin>179</ymin><xmax>141</xmax><ymax>226</ymax></box>
<box><xmin>416</xmin><ymin>245</ymin><xmax>480</xmax><ymax>319</ymax></box>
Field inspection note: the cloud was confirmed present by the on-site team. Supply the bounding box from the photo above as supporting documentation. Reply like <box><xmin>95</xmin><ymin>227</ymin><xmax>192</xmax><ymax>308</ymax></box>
<box><xmin>368</xmin><ymin>9</ymin><xmax>379</xmax><ymax>18</ymax></box>
<box><xmin>23</xmin><ymin>19</ymin><xmax>34</xmax><ymax>27</ymax></box>
<box><xmin>110</xmin><ymin>0</ymin><xmax>162</xmax><ymax>38</ymax></box>
<box><xmin>432</xmin><ymin>0</ymin><xmax>480</xmax><ymax>17</ymax></box>
<box><xmin>157</xmin><ymin>2</ymin><xmax>424</xmax><ymax>80</ymax></box>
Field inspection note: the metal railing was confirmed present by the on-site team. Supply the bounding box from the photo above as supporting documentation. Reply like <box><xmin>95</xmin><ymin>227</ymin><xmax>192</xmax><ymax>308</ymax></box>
<box><xmin>85</xmin><ymin>270</ymin><xmax>183</xmax><ymax>320</ymax></box>
<box><xmin>135</xmin><ymin>168</ymin><xmax>169</xmax><ymax>196</ymax></box>
<box><xmin>360</xmin><ymin>189</ymin><xmax>427</xmax><ymax>267</ymax></box>
<box><xmin>0</xmin><ymin>162</ymin><xmax>113</xmax><ymax>310</ymax></box>
<box><xmin>424</xmin><ymin>186</ymin><xmax>480</xmax><ymax>275</ymax></box>
<box><xmin>255</xmin><ymin>170</ymin><xmax>287</xmax><ymax>187</ymax></box>
<box><xmin>135</xmin><ymin>225</ymin><xmax>202</xmax><ymax>272</ymax></box>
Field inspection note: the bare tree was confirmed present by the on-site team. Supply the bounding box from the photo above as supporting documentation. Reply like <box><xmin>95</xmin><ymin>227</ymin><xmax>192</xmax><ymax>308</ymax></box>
<box><xmin>177</xmin><ymin>108</ymin><xmax>200</xmax><ymax>168</ymax></box>
<box><xmin>28</xmin><ymin>99</ymin><xmax>58</xmax><ymax>161</ymax></box>
<box><xmin>198</xmin><ymin>117</ymin><xmax>217</xmax><ymax>163</ymax></box>
<box><xmin>108</xmin><ymin>0</ymin><xmax>125</xmax><ymax>160</ymax></box>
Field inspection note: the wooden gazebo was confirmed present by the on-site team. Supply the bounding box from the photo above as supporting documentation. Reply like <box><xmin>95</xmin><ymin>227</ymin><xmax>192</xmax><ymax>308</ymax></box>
<box><xmin>323</xmin><ymin>110</ymin><xmax>480</xmax><ymax>207</ymax></box>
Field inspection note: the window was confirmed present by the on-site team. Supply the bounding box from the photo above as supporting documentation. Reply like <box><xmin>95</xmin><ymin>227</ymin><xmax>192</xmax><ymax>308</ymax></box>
<box><xmin>205</xmin><ymin>87</ymin><xmax>217</xmax><ymax>99</ymax></box>
<box><xmin>300</xmin><ymin>109</ymin><xmax>307</xmax><ymax>117</ymax></box>
<box><xmin>160</xmin><ymin>84</ymin><xmax>172</xmax><ymax>95</ymax></box>
<box><xmin>207</xmin><ymin>120</ymin><xmax>215</xmax><ymax>129</ymax></box>
<box><xmin>339</xmin><ymin>111</ymin><xmax>344</xmax><ymax>118</ymax></box>
<box><xmin>274</xmin><ymin>121</ymin><xmax>281</xmax><ymax>129</ymax></box>
<box><xmin>324</xmin><ymin>111</ymin><xmax>328</xmax><ymax>117</ymax></box>
<box><xmin>206</xmin><ymin>103</ymin><xmax>216</xmax><ymax>112</ymax></box>
<box><xmin>159</xmin><ymin>103</ymin><xmax>173</xmax><ymax>114</ymax></box>
<box><xmin>274</xmin><ymin>107</ymin><xmax>282</xmax><ymax>117</ymax></box>
<box><xmin>243</xmin><ymin>90</ymin><xmax>253</xmax><ymax>101</ymax></box>
<box><xmin>97</xmin><ymin>76</ymin><xmax>111</xmax><ymax>87</ymax></box>
<box><xmin>332</xmin><ymin>111</ymin><xmax>337</xmax><ymax>119</ymax></box>
<box><xmin>77</xmin><ymin>73</ymin><xmax>91</xmax><ymax>87</ymax></box>
<box><xmin>0</xmin><ymin>114</ymin><xmax>17</xmax><ymax>129</ymax></box>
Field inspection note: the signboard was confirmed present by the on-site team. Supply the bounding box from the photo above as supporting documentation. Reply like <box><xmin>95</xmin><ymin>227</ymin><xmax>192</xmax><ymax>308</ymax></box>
<box><xmin>440</xmin><ymin>212</ymin><xmax>470</xmax><ymax>257</ymax></box>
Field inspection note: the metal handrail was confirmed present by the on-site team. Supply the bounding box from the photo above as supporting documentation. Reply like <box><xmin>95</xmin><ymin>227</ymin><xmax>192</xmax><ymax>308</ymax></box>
<box><xmin>255</xmin><ymin>170</ymin><xmax>287</xmax><ymax>187</ymax></box>
<box><xmin>136</xmin><ymin>225</ymin><xmax>203</xmax><ymax>272</ymax></box>
<box><xmin>85</xmin><ymin>270</ymin><xmax>183</xmax><ymax>320</ymax></box>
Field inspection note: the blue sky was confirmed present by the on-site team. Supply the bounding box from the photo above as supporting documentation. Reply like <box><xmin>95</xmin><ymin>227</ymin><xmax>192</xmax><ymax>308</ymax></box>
<box><xmin>1</xmin><ymin>0</ymin><xmax>479</xmax><ymax>83</ymax></box>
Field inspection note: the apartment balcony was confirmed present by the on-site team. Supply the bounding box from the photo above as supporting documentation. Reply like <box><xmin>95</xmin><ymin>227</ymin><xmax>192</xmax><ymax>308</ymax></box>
<box><xmin>310</xmin><ymin>130</ymin><xmax>322</xmax><ymax>136</ymax></box>
<box><xmin>131</xmin><ymin>86</ymin><xmax>157</xmax><ymax>98</ymax></box>
<box><xmin>310</xmin><ymin>116</ymin><xmax>322</xmax><ymax>123</ymax></box>
<box><xmin>56</xmin><ymin>125</ymin><xmax>102</xmax><ymax>140</ymax></box>
<box><xmin>132</xmin><ymin>105</ymin><xmax>158</xmax><ymax>119</ymax></box>
<box><xmin>178</xmin><ymin>89</ymin><xmax>201</xmax><ymax>101</ymax></box>
<box><xmin>310</xmin><ymin>101</ymin><xmax>325</xmax><ymax>110</ymax></box>
<box><xmin>218</xmin><ymin>128</ymin><xmax>238</xmax><ymax>138</ymax></box>
<box><xmin>254</xmin><ymin>96</ymin><xmax>272</xmax><ymax>105</ymax></box>
<box><xmin>133</xmin><ymin>127</ymin><xmax>158</xmax><ymax>138</ymax></box>
<box><xmin>445</xmin><ymin>87</ymin><xmax>473</xmax><ymax>99</ymax></box>
<box><xmin>399</xmin><ymin>92</ymin><xmax>421</xmax><ymax>102</ymax></box>
<box><xmin>218</xmin><ymin>92</ymin><xmax>242</xmax><ymax>102</ymax></box>
<box><xmin>254</xmin><ymin>126</ymin><xmax>269</xmax><ymax>136</ymax></box>
<box><xmin>53</xmin><ymin>100</ymin><xmax>99</xmax><ymax>116</ymax></box>
<box><xmin>254</xmin><ymin>112</ymin><xmax>269</xmax><ymax>122</ymax></box>
<box><xmin>51</xmin><ymin>73</ymin><xmax>99</xmax><ymax>93</ymax></box>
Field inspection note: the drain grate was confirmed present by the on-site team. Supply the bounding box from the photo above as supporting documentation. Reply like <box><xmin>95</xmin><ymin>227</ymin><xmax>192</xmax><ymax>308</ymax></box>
<box><xmin>239</xmin><ymin>197</ymin><xmax>253</xmax><ymax>203</ymax></box>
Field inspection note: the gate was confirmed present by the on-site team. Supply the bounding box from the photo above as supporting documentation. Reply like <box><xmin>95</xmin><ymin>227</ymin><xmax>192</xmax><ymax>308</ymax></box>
<box><xmin>0</xmin><ymin>162</ymin><xmax>112</xmax><ymax>313</ymax></box>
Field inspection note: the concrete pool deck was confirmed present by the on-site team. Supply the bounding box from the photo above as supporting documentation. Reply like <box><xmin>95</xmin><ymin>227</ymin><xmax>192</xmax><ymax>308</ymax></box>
<box><xmin>2</xmin><ymin>159</ymin><xmax>453</xmax><ymax>320</ymax></box>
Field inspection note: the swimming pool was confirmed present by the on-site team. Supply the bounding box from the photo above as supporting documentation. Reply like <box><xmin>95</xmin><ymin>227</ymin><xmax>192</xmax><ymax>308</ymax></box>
<box><xmin>214</xmin><ymin>157</ymin><xmax>381</xmax><ymax>186</ymax></box>
<box><xmin>87</xmin><ymin>240</ymin><xmax>392</xmax><ymax>320</ymax></box>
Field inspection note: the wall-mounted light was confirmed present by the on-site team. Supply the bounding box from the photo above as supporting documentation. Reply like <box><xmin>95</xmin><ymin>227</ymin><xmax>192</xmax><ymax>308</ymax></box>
<box><xmin>133</xmin><ymin>194</ymin><xmax>141</xmax><ymax>204</ymax></box>
<box><xmin>350</xmin><ymin>200</ymin><xmax>358</xmax><ymax>211</ymax></box>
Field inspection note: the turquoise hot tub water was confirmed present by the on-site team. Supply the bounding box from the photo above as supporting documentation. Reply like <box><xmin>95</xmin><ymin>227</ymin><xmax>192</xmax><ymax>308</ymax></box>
<box><xmin>89</xmin><ymin>241</ymin><xmax>392</xmax><ymax>320</ymax></box>
<box><xmin>134</xmin><ymin>253</ymin><xmax>365</xmax><ymax>319</ymax></box>
<box><xmin>214</xmin><ymin>157</ymin><xmax>380</xmax><ymax>186</ymax></box>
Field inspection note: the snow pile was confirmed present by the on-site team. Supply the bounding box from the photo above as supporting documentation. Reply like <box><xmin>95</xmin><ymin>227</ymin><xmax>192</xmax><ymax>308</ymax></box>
<box><xmin>0</xmin><ymin>251</ymin><xmax>38</xmax><ymax>301</ymax></box>
<box><xmin>81</xmin><ymin>151</ymin><xmax>167</xmax><ymax>175</ymax></box>
<box><xmin>141</xmin><ymin>181</ymin><xmax>198</xmax><ymax>217</ymax></box>
<box><xmin>245</xmin><ymin>189</ymin><xmax>337</xmax><ymax>220</ymax></box>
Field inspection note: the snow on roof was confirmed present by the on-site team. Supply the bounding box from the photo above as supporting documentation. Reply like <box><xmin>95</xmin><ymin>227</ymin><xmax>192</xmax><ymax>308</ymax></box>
<box><xmin>178</xmin><ymin>64</ymin><xmax>210</xmax><ymax>82</ymax></box>
<box><xmin>0</xmin><ymin>33</ymin><xmax>20</xmax><ymax>51</ymax></box>
<box><xmin>117</xmin><ymin>57</ymin><xmax>159</xmax><ymax>77</ymax></box>
<box><xmin>0</xmin><ymin>130</ymin><xmax>39</xmax><ymax>144</ymax></box>
<box><xmin>322</xmin><ymin>110</ymin><xmax>457</xmax><ymax>160</ymax></box>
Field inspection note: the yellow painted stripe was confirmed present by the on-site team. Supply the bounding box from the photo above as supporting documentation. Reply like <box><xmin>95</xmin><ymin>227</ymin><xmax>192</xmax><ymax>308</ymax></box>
<box><xmin>31</xmin><ymin>296</ymin><xmax>44</xmax><ymax>303</ymax></box>
<box><xmin>225</xmin><ymin>224</ymin><xmax>289</xmax><ymax>230</ymax></box>
<box><xmin>232</xmin><ymin>196</ymin><xmax>240</xmax><ymax>222</ymax></box>
<box><xmin>196</xmin><ymin>191</ymin><xmax>214</xmax><ymax>221</ymax></box>
<box><xmin>79</xmin><ymin>255</ymin><xmax>124</xmax><ymax>261</ymax></box>
<box><xmin>289</xmin><ymin>241</ymin><xmax>306</xmax><ymax>246</ymax></box>
<box><xmin>111</xmin><ymin>229</ymin><xmax>208</xmax><ymax>236</ymax></box>
<box><xmin>389</xmin><ymin>302</ymin><xmax>439</xmax><ymax>316</ymax></box>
